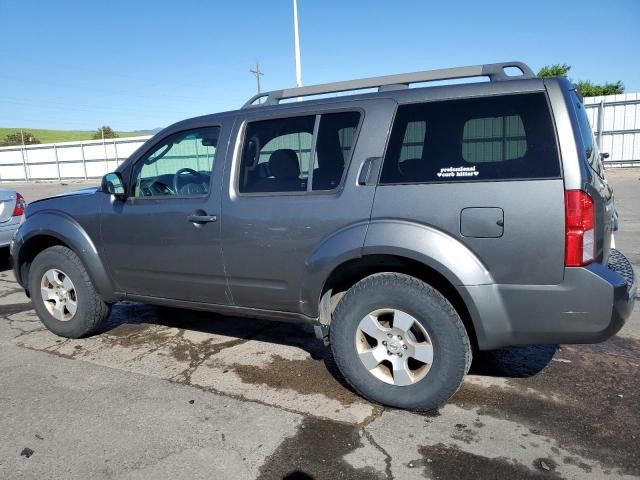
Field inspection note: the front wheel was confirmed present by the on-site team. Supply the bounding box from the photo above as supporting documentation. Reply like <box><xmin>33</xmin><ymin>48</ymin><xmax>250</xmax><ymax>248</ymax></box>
<box><xmin>29</xmin><ymin>246</ymin><xmax>111</xmax><ymax>338</ymax></box>
<box><xmin>330</xmin><ymin>273</ymin><xmax>471</xmax><ymax>411</ymax></box>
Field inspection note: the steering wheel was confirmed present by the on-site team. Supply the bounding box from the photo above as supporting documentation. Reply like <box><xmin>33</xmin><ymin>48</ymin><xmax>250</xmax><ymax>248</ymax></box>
<box><xmin>173</xmin><ymin>167</ymin><xmax>205</xmax><ymax>193</ymax></box>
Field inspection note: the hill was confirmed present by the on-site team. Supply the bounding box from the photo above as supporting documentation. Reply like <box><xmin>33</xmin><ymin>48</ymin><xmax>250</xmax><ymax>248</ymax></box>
<box><xmin>0</xmin><ymin>128</ymin><xmax>154</xmax><ymax>144</ymax></box>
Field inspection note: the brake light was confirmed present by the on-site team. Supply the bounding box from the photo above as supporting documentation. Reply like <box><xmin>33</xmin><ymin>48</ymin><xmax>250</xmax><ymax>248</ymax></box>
<box><xmin>12</xmin><ymin>192</ymin><xmax>25</xmax><ymax>217</ymax></box>
<box><xmin>564</xmin><ymin>190</ymin><xmax>594</xmax><ymax>266</ymax></box>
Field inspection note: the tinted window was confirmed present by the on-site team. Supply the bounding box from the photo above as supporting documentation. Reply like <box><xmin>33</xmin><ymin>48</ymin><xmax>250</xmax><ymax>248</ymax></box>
<box><xmin>380</xmin><ymin>93</ymin><xmax>560</xmax><ymax>183</ymax></box>
<box><xmin>239</xmin><ymin>111</ymin><xmax>361</xmax><ymax>193</ymax></box>
<box><xmin>132</xmin><ymin>127</ymin><xmax>219</xmax><ymax>197</ymax></box>
<box><xmin>312</xmin><ymin>111</ymin><xmax>361</xmax><ymax>190</ymax></box>
<box><xmin>239</xmin><ymin>116</ymin><xmax>315</xmax><ymax>193</ymax></box>
<box><xmin>462</xmin><ymin>115</ymin><xmax>526</xmax><ymax>162</ymax></box>
<box><xmin>399</xmin><ymin>121</ymin><xmax>426</xmax><ymax>162</ymax></box>
<box><xmin>571</xmin><ymin>91</ymin><xmax>603</xmax><ymax>177</ymax></box>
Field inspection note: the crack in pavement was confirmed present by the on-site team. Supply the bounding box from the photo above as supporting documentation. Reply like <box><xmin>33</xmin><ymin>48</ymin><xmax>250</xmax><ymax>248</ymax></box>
<box><xmin>5</xmin><ymin>315</ymin><xmax>47</xmax><ymax>339</ymax></box>
<box><xmin>362</xmin><ymin>428</ymin><xmax>394</xmax><ymax>480</ymax></box>
<box><xmin>256</xmin><ymin>416</ymin><xmax>387</xmax><ymax>480</ymax></box>
<box><xmin>171</xmin><ymin>336</ymin><xmax>248</xmax><ymax>385</ymax></box>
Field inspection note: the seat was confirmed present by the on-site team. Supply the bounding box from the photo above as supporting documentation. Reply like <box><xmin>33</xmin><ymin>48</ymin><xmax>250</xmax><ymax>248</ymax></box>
<box><xmin>312</xmin><ymin>131</ymin><xmax>345</xmax><ymax>190</ymax></box>
<box><xmin>249</xmin><ymin>149</ymin><xmax>305</xmax><ymax>192</ymax></box>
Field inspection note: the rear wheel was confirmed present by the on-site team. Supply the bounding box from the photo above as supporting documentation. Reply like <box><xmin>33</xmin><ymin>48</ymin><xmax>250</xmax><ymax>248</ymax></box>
<box><xmin>330</xmin><ymin>272</ymin><xmax>471</xmax><ymax>410</ymax></box>
<box><xmin>29</xmin><ymin>246</ymin><xmax>111</xmax><ymax>338</ymax></box>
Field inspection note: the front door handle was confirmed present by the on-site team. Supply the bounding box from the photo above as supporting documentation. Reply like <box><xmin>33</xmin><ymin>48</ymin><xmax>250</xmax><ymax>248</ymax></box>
<box><xmin>187</xmin><ymin>214</ymin><xmax>217</xmax><ymax>224</ymax></box>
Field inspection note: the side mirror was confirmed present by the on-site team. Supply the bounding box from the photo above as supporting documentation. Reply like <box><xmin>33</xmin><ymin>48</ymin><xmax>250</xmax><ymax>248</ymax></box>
<box><xmin>600</xmin><ymin>152</ymin><xmax>610</xmax><ymax>160</ymax></box>
<box><xmin>101</xmin><ymin>172</ymin><xmax>126</xmax><ymax>199</ymax></box>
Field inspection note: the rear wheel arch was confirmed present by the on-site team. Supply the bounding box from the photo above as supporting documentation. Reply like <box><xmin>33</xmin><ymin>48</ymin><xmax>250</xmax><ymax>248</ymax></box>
<box><xmin>329</xmin><ymin>271</ymin><xmax>472</xmax><ymax>410</ymax></box>
<box><xmin>319</xmin><ymin>254</ymin><xmax>479</xmax><ymax>350</ymax></box>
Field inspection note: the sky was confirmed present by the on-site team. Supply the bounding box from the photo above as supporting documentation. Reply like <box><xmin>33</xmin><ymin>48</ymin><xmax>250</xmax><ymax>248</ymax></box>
<box><xmin>1</xmin><ymin>0</ymin><xmax>639</xmax><ymax>132</ymax></box>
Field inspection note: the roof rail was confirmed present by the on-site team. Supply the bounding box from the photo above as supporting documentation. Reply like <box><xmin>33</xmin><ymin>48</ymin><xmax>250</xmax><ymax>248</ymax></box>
<box><xmin>243</xmin><ymin>61</ymin><xmax>536</xmax><ymax>108</ymax></box>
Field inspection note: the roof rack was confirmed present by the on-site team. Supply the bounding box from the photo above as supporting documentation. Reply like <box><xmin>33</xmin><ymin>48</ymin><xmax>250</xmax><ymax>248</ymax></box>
<box><xmin>243</xmin><ymin>61</ymin><xmax>536</xmax><ymax>108</ymax></box>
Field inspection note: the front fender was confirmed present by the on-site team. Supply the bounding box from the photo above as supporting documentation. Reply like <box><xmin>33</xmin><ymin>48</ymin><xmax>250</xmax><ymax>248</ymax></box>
<box><xmin>12</xmin><ymin>210</ymin><xmax>117</xmax><ymax>302</ymax></box>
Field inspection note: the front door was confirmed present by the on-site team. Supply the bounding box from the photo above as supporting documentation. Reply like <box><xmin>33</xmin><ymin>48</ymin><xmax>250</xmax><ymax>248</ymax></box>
<box><xmin>101</xmin><ymin>122</ymin><xmax>231</xmax><ymax>304</ymax></box>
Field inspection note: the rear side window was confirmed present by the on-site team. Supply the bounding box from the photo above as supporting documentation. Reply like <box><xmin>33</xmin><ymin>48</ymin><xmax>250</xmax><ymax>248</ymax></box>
<box><xmin>239</xmin><ymin>116</ymin><xmax>315</xmax><ymax>193</ymax></box>
<box><xmin>239</xmin><ymin>111</ymin><xmax>361</xmax><ymax>193</ymax></box>
<box><xmin>571</xmin><ymin>90</ymin><xmax>604</xmax><ymax>177</ymax></box>
<box><xmin>311</xmin><ymin>111</ymin><xmax>361</xmax><ymax>190</ymax></box>
<box><xmin>380</xmin><ymin>93</ymin><xmax>560</xmax><ymax>183</ymax></box>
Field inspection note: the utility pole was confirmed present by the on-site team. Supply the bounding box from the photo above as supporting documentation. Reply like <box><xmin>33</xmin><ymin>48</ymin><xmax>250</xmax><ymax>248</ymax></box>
<box><xmin>250</xmin><ymin>60</ymin><xmax>264</xmax><ymax>96</ymax></box>
<box><xmin>293</xmin><ymin>0</ymin><xmax>302</xmax><ymax>88</ymax></box>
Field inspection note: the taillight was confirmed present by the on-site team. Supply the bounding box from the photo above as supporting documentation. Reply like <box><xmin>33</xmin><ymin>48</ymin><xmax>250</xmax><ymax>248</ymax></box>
<box><xmin>12</xmin><ymin>193</ymin><xmax>25</xmax><ymax>217</ymax></box>
<box><xmin>564</xmin><ymin>190</ymin><xmax>594</xmax><ymax>267</ymax></box>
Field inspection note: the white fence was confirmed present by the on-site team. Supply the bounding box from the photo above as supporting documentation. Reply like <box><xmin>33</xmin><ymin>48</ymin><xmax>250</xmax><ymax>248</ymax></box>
<box><xmin>0</xmin><ymin>136</ymin><xmax>152</xmax><ymax>182</ymax></box>
<box><xmin>584</xmin><ymin>93</ymin><xmax>640</xmax><ymax>166</ymax></box>
<box><xmin>1</xmin><ymin>92</ymin><xmax>639</xmax><ymax>182</ymax></box>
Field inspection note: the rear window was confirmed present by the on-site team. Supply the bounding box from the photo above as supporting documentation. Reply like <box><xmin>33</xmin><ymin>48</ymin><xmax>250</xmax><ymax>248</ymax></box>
<box><xmin>571</xmin><ymin>90</ymin><xmax>604</xmax><ymax>177</ymax></box>
<box><xmin>380</xmin><ymin>93</ymin><xmax>560</xmax><ymax>183</ymax></box>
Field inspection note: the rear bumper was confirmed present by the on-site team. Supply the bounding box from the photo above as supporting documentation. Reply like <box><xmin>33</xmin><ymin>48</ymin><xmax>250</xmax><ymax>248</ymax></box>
<box><xmin>0</xmin><ymin>216</ymin><xmax>21</xmax><ymax>247</ymax></box>
<box><xmin>463</xmin><ymin>249</ymin><xmax>636</xmax><ymax>350</ymax></box>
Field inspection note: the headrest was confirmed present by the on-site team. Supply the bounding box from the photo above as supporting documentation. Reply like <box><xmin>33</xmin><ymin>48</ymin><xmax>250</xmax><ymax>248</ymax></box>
<box><xmin>269</xmin><ymin>149</ymin><xmax>300</xmax><ymax>179</ymax></box>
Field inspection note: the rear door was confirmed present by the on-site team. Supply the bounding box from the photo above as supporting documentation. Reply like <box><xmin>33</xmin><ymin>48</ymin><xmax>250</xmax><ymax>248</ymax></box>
<box><xmin>373</xmin><ymin>91</ymin><xmax>565</xmax><ymax>285</ymax></box>
<box><xmin>221</xmin><ymin>99</ymin><xmax>395</xmax><ymax>315</ymax></box>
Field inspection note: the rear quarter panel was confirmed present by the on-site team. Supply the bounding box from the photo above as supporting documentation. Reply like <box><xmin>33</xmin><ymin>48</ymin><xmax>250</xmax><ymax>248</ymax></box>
<box><xmin>370</xmin><ymin>180</ymin><xmax>565</xmax><ymax>285</ymax></box>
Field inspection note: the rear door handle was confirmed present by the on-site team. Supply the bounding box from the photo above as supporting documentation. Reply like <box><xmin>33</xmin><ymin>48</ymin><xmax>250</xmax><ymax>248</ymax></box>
<box><xmin>358</xmin><ymin>157</ymin><xmax>381</xmax><ymax>186</ymax></box>
<box><xmin>187</xmin><ymin>214</ymin><xmax>217</xmax><ymax>224</ymax></box>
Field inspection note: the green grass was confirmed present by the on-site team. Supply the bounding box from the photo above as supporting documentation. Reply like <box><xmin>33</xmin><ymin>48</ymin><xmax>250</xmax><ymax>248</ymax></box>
<box><xmin>0</xmin><ymin>128</ymin><xmax>151</xmax><ymax>144</ymax></box>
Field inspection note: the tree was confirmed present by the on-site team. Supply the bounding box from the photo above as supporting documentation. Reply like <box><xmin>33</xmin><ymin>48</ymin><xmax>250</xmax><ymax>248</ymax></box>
<box><xmin>92</xmin><ymin>125</ymin><xmax>119</xmax><ymax>140</ymax></box>
<box><xmin>537</xmin><ymin>64</ymin><xmax>624</xmax><ymax>97</ymax></box>
<box><xmin>576</xmin><ymin>80</ymin><xmax>624</xmax><ymax>97</ymax></box>
<box><xmin>537</xmin><ymin>64</ymin><xmax>571</xmax><ymax>78</ymax></box>
<box><xmin>0</xmin><ymin>131</ymin><xmax>41</xmax><ymax>147</ymax></box>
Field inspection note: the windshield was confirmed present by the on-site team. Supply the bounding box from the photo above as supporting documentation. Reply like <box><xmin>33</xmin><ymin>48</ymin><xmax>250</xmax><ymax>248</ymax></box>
<box><xmin>571</xmin><ymin>90</ymin><xmax>604</xmax><ymax>178</ymax></box>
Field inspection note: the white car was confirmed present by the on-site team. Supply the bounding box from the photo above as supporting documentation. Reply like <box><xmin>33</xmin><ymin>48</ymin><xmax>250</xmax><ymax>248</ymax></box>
<box><xmin>0</xmin><ymin>189</ymin><xmax>25</xmax><ymax>247</ymax></box>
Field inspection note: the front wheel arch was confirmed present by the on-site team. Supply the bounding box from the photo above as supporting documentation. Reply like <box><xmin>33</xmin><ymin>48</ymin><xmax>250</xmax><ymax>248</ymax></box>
<box><xmin>14</xmin><ymin>212</ymin><xmax>117</xmax><ymax>302</ymax></box>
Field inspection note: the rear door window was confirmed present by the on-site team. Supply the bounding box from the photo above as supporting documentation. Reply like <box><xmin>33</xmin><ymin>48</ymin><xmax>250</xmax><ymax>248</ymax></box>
<box><xmin>238</xmin><ymin>111</ymin><xmax>361</xmax><ymax>193</ymax></box>
<box><xmin>380</xmin><ymin>93</ymin><xmax>560</xmax><ymax>183</ymax></box>
<box><xmin>239</xmin><ymin>116</ymin><xmax>315</xmax><ymax>193</ymax></box>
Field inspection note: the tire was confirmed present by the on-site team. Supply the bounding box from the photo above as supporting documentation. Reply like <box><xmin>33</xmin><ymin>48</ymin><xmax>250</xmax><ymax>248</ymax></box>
<box><xmin>330</xmin><ymin>272</ymin><xmax>471</xmax><ymax>411</ymax></box>
<box><xmin>28</xmin><ymin>245</ymin><xmax>111</xmax><ymax>338</ymax></box>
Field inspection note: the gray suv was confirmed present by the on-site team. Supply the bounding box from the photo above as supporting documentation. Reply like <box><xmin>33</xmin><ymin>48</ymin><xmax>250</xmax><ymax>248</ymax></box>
<box><xmin>11</xmin><ymin>62</ymin><xmax>636</xmax><ymax>410</ymax></box>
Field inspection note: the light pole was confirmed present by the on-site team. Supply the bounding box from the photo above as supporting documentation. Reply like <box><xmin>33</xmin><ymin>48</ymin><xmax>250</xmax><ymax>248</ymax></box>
<box><xmin>293</xmin><ymin>0</ymin><xmax>302</xmax><ymax>88</ymax></box>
